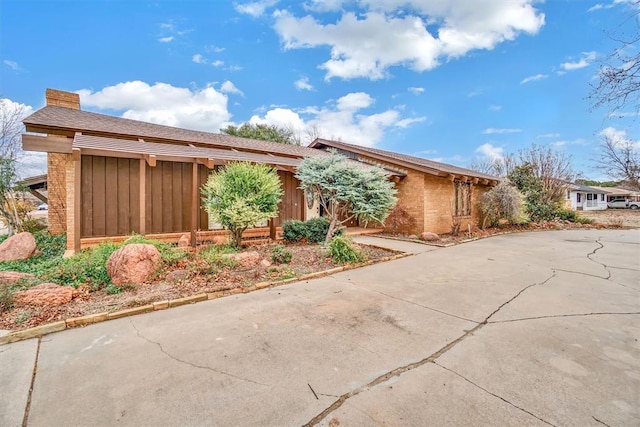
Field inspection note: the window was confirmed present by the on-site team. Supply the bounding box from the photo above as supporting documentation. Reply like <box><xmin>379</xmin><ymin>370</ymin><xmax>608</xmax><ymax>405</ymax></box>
<box><xmin>600</xmin><ymin>194</ymin><xmax>605</xmax><ymax>201</ymax></box>
<box><xmin>454</xmin><ymin>180</ymin><xmax>472</xmax><ymax>216</ymax></box>
<box><xmin>587</xmin><ymin>193</ymin><xmax>593</xmax><ymax>201</ymax></box>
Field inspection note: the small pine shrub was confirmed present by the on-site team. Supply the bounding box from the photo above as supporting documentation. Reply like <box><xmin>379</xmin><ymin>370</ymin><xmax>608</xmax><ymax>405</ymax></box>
<box><xmin>326</xmin><ymin>235</ymin><xmax>364</xmax><ymax>264</ymax></box>
<box><xmin>304</xmin><ymin>217</ymin><xmax>332</xmax><ymax>243</ymax></box>
<box><xmin>0</xmin><ymin>286</ymin><xmax>13</xmax><ymax>313</ymax></box>
<box><xmin>271</xmin><ymin>245</ymin><xmax>292</xmax><ymax>264</ymax></box>
<box><xmin>282</xmin><ymin>220</ymin><xmax>307</xmax><ymax>242</ymax></box>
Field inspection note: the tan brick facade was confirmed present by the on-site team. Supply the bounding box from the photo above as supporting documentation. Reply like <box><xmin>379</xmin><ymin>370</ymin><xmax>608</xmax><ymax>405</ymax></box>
<box><xmin>44</xmin><ymin>89</ymin><xmax>80</xmax><ymax>239</ymax></box>
<box><xmin>358</xmin><ymin>155</ymin><xmax>492</xmax><ymax>235</ymax></box>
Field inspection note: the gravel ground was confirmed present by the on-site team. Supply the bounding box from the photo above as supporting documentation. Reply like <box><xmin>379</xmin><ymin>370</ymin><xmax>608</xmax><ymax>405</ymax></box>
<box><xmin>578</xmin><ymin>209</ymin><xmax>640</xmax><ymax>227</ymax></box>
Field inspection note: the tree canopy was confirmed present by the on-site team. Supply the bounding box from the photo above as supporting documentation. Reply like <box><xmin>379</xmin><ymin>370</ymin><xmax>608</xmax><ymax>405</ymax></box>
<box><xmin>221</xmin><ymin>123</ymin><xmax>300</xmax><ymax>145</ymax></box>
<box><xmin>201</xmin><ymin>162</ymin><xmax>283</xmax><ymax>247</ymax></box>
<box><xmin>296</xmin><ymin>152</ymin><xmax>397</xmax><ymax>242</ymax></box>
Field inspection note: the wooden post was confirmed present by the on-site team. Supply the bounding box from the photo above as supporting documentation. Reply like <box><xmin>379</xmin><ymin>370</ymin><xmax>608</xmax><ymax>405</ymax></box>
<box><xmin>139</xmin><ymin>159</ymin><xmax>146</xmax><ymax>235</ymax></box>
<box><xmin>191</xmin><ymin>163</ymin><xmax>198</xmax><ymax>247</ymax></box>
<box><xmin>269</xmin><ymin>219</ymin><xmax>276</xmax><ymax>240</ymax></box>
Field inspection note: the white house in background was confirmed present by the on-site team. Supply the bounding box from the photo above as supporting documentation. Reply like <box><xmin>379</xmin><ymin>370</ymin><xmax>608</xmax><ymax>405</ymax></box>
<box><xmin>565</xmin><ymin>183</ymin><xmax>609</xmax><ymax>211</ymax></box>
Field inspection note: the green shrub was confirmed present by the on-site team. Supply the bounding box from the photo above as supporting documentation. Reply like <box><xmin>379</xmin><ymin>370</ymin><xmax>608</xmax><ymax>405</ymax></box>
<box><xmin>199</xmin><ymin>244</ymin><xmax>238</xmax><ymax>268</ymax></box>
<box><xmin>271</xmin><ymin>245</ymin><xmax>292</xmax><ymax>264</ymax></box>
<box><xmin>123</xmin><ymin>234</ymin><xmax>188</xmax><ymax>266</ymax></box>
<box><xmin>326</xmin><ymin>235</ymin><xmax>364</xmax><ymax>264</ymax></box>
<box><xmin>45</xmin><ymin>242</ymin><xmax>120</xmax><ymax>289</ymax></box>
<box><xmin>21</xmin><ymin>218</ymin><xmax>48</xmax><ymax>233</ymax></box>
<box><xmin>282</xmin><ymin>217</ymin><xmax>338</xmax><ymax>243</ymax></box>
<box><xmin>282</xmin><ymin>220</ymin><xmax>307</xmax><ymax>242</ymax></box>
<box><xmin>304</xmin><ymin>217</ymin><xmax>332</xmax><ymax>243</ymax></box>
<box><xmin>0</xmin><ymin>231</ymin><xmax>66</xmax><ymax>276</ymax></box>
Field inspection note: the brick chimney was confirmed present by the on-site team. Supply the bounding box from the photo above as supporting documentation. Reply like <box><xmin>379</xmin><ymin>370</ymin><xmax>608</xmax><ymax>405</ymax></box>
<box><xmin>45</xmin><ymin>88</ymin><xmax>80</xmax><ymax>110</ymax></box>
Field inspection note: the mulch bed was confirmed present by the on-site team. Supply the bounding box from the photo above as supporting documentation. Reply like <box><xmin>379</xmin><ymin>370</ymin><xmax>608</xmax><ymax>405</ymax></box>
<box><xmin>0</xmin><ymin>243</ymin><xmax>396</xmax><ymax>332</ymax></box>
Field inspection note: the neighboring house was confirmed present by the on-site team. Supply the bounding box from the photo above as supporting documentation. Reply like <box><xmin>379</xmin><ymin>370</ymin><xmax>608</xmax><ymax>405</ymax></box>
<box><xmin>22</xmin><ymin>89</ymin><xmax>499</xmax><ymax>254</ymax></box>
<box><xmin>565</xmin><ymin>183</ymin><xmax>609</xmax><ymax>211</ymax></box>
<box><xmin>590</xmin><ymin>186</ymin><xmax>640</xmax><ymax>205</ymax></box>
<box><xmin>308</xmin><ymin>139</ymin><xmax>499</xmax><ymax>235</ymax></box>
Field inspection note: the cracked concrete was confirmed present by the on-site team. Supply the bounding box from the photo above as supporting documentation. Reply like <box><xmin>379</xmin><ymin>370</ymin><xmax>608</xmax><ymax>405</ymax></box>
<box><xmin>2</xmin><ymin>229</ymin><xmax>638</xmax><ymax>426</ymax></box>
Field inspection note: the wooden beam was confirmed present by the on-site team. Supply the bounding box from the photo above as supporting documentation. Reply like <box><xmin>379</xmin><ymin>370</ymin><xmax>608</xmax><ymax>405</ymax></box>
<box><xmin>139</xmin><ymin>159</ymin><xmax>146</xmax><ymax>235</ymax></box>
<box><xmin>22</xmin><ymin>134</ymin><xmax>73</xmax><ymax>153</ymax></box>
<box><xmin>72</xmin><ymin>148</ymin><xmax>81</xmax><ymax>162</ymax></box>
<box><xmin>144</xmin><ymin>154</ymin><xmax>157</xmax><ymax>167</ymax></box>
<box><xmin>196</xmin><ymin>157</ymin><xmax>214</xmax><ymax>169</ymax></box>
<box><xmin>481</xmin><ymin>179</ymin><xmax>489</xmax><ymax>185</ymax></box>
<box><xmin>448</xmin><ymin>173</ymin><xmax>457</xmax><ymax>182</ymax></box>
<box><xmin>278</xmin><ymin>165</ymin><xmax>296</xmax><ymax>173</ymax></box>
<box><xmin>28</xmin><ymin>188</ymin><xmax>48</xmax><ymax>204</ymax></box>
<box><xmin>472</xmin><ymin>178</ymin><xmax>479</xmax><ymax>185</ymax></box>
<box><xmin>190</xmin><ymin>163</ymin><xmax>198</xmax><ymax>247</ymax></box>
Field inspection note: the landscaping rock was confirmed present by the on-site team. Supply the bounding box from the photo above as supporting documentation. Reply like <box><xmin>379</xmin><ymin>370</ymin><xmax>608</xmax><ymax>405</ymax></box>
<box><xmin>0</xmin><ymin>271</ymin><xmax>36</xmax><ymax>284</ymax></box>
<box><xmin>408</xmin><ymin>234</ymin><xmax>418</xmax><ymax>240</ymax></box>
<box><xmin>166</xmin><ymin>269</ymin><xmax>189</xmax><ymax>283</ymax></box>
<box><xmin>178</xmin><ymin>234</ymin><xmax>190</xmax><ymax>248</ymax></box>
<box><xmin>14</xmin><ymin>283</ymin><xmax>73</xmax><ymax>306</ymax></box>
<box><xmin>222</xmin><ymin>251</ymin><xmax>261</xmax><ymax>268</ymax></box>
<box><xmin>106</xmin><ymin>244</ymin><xmax>162</xmax><ymax>286</ymax></box>
<box><xmin>0</xmin><ymin>232</ymin><xmax>36</xmax><ymax>262</ymax></box>
<box><xmin>419</xmin><ymin>232</ymin><xmax>440</xmax><ymax>242</ymax></box>
<box><xmin>260</xmin><ymin>259</ymin><xmax>272</xmax><ymax>268</ymax></box>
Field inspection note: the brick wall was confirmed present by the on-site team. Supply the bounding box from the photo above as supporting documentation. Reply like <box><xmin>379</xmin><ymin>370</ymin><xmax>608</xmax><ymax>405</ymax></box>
<box><xmin>44</xmin><ymin>89</ymin><xmax>79</xmax><ymax>237</ymax></box>
<box><xmin>47</xmin><ymin>153</ymin><xmax>69</xmax><ymax>235</ymax></box>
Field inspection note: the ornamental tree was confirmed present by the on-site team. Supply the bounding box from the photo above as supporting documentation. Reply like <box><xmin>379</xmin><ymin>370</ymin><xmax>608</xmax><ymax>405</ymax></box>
<box><xmin>296</xmin><ymin>152</ymin><xmax>397</xmax><ymax>242</ymax></box>
<box><xmin>201</xmin><ymin>162</ymin><xmax>283</xmax><ymax>247</ymax></box>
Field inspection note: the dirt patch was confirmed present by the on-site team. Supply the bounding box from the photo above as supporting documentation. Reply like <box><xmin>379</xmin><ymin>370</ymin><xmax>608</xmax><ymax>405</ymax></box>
<box><xmin>0</xmin><ymin>243</ymin><xmax>397</xmax><ymax>332</ymax></box>
<box><xmin>577</xmin><ymin>210</ymin><xmax>640</xmax><ymax>228</ymax></box>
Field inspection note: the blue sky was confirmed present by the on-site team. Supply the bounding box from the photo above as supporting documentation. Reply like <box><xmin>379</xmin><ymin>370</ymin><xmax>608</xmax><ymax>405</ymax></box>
<box><xmin>1</xmin><ymin>0</ymin><xmax>638</xmax><ymax>179</ymax></box>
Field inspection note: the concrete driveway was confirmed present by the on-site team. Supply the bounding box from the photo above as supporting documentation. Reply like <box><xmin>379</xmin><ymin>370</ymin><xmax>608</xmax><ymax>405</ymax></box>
<box><xmin>1</xmin><ymin>229</ymin><xmax>639</xmax><ymax>426</ymax></box>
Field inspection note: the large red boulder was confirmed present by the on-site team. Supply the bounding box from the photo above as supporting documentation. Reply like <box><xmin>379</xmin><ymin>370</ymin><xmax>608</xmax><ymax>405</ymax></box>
<box><xmin>106</xmin><ymin>244</ymin><xmax>162</xmax><ymax>286</ymax></box>
<box><xmin>419</xmin><ymin>232</ymin><xmax>440</xmax><ymax>242</ymax></box>
<box><xmin>0</xmin><ymin>232</ymin><xmax>36</xmax><ymax>262</ymax></box>
<box><xmin>14</xmin><ymin>283</ymin><xmax>74</xmax><ymax>306</ymax></box>
<box><xmin>0</xmin><ymin>271</ymin><xmax>36</xmax><ymax>284</ymax></box>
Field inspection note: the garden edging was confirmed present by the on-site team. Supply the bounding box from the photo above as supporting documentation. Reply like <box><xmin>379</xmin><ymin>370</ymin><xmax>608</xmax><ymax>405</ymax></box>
<box><xmin>0</xmin><ymin>251</ymin><xmax>410</xmax><ymax>345</ymax></box>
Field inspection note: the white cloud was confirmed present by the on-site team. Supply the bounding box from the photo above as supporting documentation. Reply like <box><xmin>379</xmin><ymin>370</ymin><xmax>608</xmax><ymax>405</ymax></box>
<box><xmin>1</xmin><ymin>98</ymin><xmax>45</xmax><ymax>178</ymax></box>
<box><xmin>249</xmin><ymin>92</ymin><xmax>425</xmax><ymax>146</ymax></box>
<box><xmin>273</xmin><ymin>1</ymin><xmax>544</xmax><ymax>80</ymax></box>
<box><xmin>408</xmin><ymin>87</ymin><xmax>424</xmax><ymax>95</ymax></box>
<box><xmin>77</xmin><ymin>81</ymin><xmax>232</xmax><ymax>133</ymax></box>
<box><xmin>537</xmin><ymin>133</ymin><xmax>561</xmax><ymax>138</ymax></box>
<box><xmin>192</xmin><ymin>53</ymin><xmax>206</xmax><ymax>64</ymax></box>
<box><xmin>235</xmin><ymin>0</ymin><xmax>279</xmax><ymax>17</ymax></box>
<box><xmin>294</xmin><ymin>77</ymin><xmax>313</xmax><ymax>91</ymax></box>
<box><xmin>599</xmin><ymin>126</ymin><xmax>639</xmax><ymax>147</ymax></box>
<box><xmin>560</xmin><ymin>51</ymin><xmax>596</xmax><ymax>71</ymax></box>
<box><xmin>489</xmin><ymin>105</ymin><xmax>502</xmax><ymax>111</ymax></box>
<box><xmin>467</xmin><ymin>89</ymin><xmax>483</xmax><ymax>97</ymax></box>
<box><xmin>220</xmin><ymin>81</ymin><xmax>244</xmax><ymax>96</ymax></box>
<box><xmin>475</xmin><ymin>143</ymin><xmax>504</xmax><ymax>160</ymax></box>
<box><xmin>551</xmin><ymin>138</ymin><xmax>585</xmax><ymax>147</ymax></box>
<box><xmin>588</xmin><ymin>0</ymin><xmax>640</xmax><ymax>12</ymax></box>
<box><xmin>482</xmin><ymin>128</ymin><xmax>522</xmax><ymax>134</ymax></box>
<box><xmin>158</xmin><ymin>36</ymin><xmax>174</xmax><ymax>43</ymax></box>
<box><xmin>520</xmin><ymin>73</ymin><xmax>548</xmax><ymax>84</ymax></box>
<box><xmin>211</xmin><ymin>60</ymin><xmax>225</xmax><ymax>67</ymax></box>
<box><xmin>3</xmin><ymin>60</ymin><xmax>21</xmax><ymax>71</ymax></box>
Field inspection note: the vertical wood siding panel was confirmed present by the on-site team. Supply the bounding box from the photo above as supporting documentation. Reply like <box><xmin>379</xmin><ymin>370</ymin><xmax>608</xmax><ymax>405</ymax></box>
<box><xmin>129</xmin><ymin>159</ymin><xmax>141</xmax><ymax>233</ymax></box>
<box><xmin>92</xmin><ymin>156</ymin><xmax>106</xmax><ymax>236</ymax></box>
<box><xmin>161</xmin><ymin>162</ymin><xmax>173</xmax><ymax>232</ymax></box>
<box><xmin>172</xmin><ymin>162</ymin><xmax>183</xmax><ymax>231</ymax></box>
<box><xmin>104</xmin><ymin>157</ymin><xmax>119</xmax><ymax>236</ymax></box>
<box><xmin>80</xmin><ymin>156</ymin><xmax>93</xmax><ymax>237</ymax></box>
<box><xmin>117</xmin><ymin>159</ymin><xmax>130</xmax><ymax>235</ymax></box>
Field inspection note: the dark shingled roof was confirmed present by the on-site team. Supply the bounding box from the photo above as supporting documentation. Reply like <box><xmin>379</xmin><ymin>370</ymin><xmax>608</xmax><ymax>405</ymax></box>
<box><xmin>23</xmin><ymin>105</ymin><xmax>322</xmax><ymax>158</ymax></box>
<box><xmin>309</xmin><ymin>138</ymin><xmax>499</xmax><ymax>181</ymax></box>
